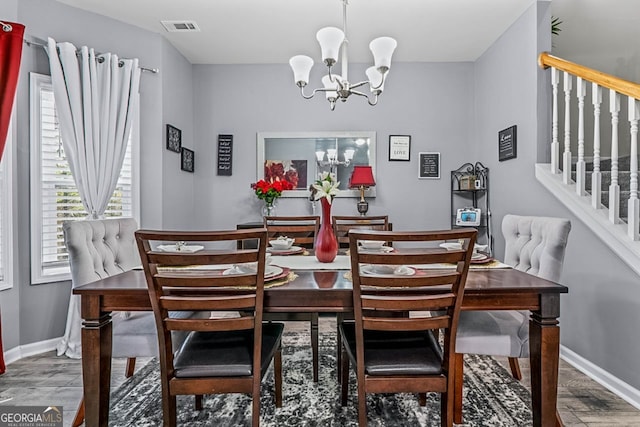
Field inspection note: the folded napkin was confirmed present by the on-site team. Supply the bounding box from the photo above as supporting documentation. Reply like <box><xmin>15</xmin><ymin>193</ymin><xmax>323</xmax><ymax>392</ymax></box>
<box><xmin>270</xmin><ymin>254</ymin><xmax>350</xmax><ymax>270</ymax></box>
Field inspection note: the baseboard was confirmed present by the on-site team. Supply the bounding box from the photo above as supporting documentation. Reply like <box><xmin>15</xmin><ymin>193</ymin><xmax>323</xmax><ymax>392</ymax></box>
<box><xmin>3</xmin><ymin>337</ymin><xmax>62</xmax><ymax>365</ymax></box>
<box><xmin>561</xmin><ymin>345</ymin><xmax>640</xmax><ymax>410</ymax></box>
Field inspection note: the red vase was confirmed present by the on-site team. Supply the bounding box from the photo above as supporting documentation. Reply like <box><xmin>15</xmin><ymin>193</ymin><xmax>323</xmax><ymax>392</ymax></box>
<box><xmin>315</xmin><ymin>198</ymin><xmax>338</xmax><ymax>263</ymax></box>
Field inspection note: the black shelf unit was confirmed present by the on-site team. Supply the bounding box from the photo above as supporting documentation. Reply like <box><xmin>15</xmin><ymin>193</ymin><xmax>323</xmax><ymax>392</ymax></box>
<box><xmin>450</xmin><ymin>162</ymin><xmax>493</xmax><ymax>255</ymax></box>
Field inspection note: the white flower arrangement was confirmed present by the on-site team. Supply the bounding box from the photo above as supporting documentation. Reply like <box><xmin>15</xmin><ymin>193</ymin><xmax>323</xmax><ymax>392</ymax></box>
<box><xmin>311</xmin><ymin>171</ymin><xmax>340</xmax><ymax>204</ymax></box>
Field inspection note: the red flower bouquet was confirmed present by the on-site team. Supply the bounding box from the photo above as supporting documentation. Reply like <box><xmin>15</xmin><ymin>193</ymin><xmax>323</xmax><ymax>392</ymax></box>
<box><xmin>251</xmin><ymin>179</ymin><xmax>293</xmax><ymax>205</ymax></box>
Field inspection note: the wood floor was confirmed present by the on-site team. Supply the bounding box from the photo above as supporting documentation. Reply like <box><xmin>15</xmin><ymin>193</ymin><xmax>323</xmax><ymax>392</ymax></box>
<box><xmin>1</xmin><ymin>317</ymin><xmax>639</xmax><ymax>426</ymax></box>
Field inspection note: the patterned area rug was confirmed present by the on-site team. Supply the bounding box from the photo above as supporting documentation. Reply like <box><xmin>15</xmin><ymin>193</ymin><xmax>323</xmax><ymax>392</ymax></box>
<box><xmin>109</xmin><ymin>331</ymin><xmax>532</xmax><ymax>426</ymax></box>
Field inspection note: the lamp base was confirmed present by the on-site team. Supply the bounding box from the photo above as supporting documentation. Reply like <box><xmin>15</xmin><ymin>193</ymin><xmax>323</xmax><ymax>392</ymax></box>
<box><xmin>357</xmin><ymin>200</ymin><xmax>369</xmax><ymax>216</ymax></box>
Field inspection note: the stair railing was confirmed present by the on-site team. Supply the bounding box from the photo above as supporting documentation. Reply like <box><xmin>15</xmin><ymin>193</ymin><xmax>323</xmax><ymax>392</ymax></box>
<box><xmin>538</xmin><ymin>52</ymin><xmax>640</xmax><ymax>240</ymax></box>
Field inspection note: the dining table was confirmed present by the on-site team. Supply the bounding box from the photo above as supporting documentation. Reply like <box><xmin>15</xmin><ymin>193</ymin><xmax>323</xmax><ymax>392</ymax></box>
<box><xmin>74</xmin><ymin>252</ymin><xmax>567</xmax><ymax>427</ymax></box>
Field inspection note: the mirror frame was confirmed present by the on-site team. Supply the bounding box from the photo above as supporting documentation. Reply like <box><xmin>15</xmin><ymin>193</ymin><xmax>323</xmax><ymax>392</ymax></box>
<box><xmin>256</xmin><ymin>131</ymin><xmax>377</xmax><ymax>198</ymax></box>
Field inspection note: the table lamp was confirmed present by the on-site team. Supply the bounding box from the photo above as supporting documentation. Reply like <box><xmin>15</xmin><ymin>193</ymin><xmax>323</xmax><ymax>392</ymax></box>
<box><xmin>348</xmin><ymin>166</ymin><xmax>376</xmax><ymax>216</ymax></box>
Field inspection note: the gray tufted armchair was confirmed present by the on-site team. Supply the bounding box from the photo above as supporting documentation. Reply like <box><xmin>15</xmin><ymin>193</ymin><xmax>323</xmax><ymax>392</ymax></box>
<box><xmin>60</xmin><ymin>218</ymin><xmax>206</xmax><ymax>427</ymax></box>
<box><xmin>453</xmin><ymin>214</ymin><xmax>571</xmax><ymax>425</ymax></box>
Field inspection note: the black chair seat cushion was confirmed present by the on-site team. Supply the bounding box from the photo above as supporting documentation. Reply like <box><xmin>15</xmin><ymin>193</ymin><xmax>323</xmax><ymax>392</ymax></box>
<box><xmin>339</xmin><ymin>322</ymin><xmax>444</xmax><ymax>376</ymax></box>
<box><xmin>173</xmin><ymin>322</ymin><xmax>284</xmax><ymax>378</ymax></box>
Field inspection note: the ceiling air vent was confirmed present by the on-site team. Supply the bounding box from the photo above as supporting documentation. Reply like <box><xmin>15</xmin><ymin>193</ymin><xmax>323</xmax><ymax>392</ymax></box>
<box><xmin>161</xmin><ymin>20</ymin><xmax>200</xmax><ymax>32</ymax></box>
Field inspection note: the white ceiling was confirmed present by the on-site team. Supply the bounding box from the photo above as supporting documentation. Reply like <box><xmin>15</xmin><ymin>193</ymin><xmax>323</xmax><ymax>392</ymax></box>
<box><xmin>53</xmin><ymin>0</ymin><xmax>536</xmax><ymax>64</ymax></box>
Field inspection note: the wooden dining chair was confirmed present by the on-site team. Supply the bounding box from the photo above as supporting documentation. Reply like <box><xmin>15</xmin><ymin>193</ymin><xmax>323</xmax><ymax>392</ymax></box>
<box><xmin>135</xmin><ymin>228</ymin><xmax>284</xmax><ymax>427</ymax></box>
<box><xmin>331</xmin><ymin>215</ymin><xmax>390</xmax><ymax>248</ymax></box>
<box><xmin>262</xmin><ymin>215</ymin><xmax>321</xmax><ymax>382</ymax></box>
<box><xmin>332</xmin><ymin>214</ymin><xmax>391</xmax><ymax>381</ymax></box>
<box><xmin>263</xmin><ymin>215</ymin><xmax>320</xmax><ymax>249</ymax></box>
<box><xmin>453</xmin><ymin>214</ymin><xmax>571</xmax><ymax>426</ymax></box>
<box><xmin>339</xmin><ymin>228</ymin><xmax>476</xmax><ymax>427</ymax></box>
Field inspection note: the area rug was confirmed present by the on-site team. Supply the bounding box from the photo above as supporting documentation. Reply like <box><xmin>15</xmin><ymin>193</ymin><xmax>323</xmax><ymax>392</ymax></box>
<box><xmin>109</xmin><ymin>331</ymin><xmax>532</xmax><ymax>426</ymax></box>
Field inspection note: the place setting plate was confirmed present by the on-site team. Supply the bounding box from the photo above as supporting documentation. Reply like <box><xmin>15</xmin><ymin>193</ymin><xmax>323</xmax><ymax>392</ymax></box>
<box><xmin>358</xmin><ymin>245</ymin><xmax>394</xmax><ymax>254</ymax></box>
<box><xmin>470</xmin><ymin>253</ymin><xmax>493</xmax><ymax>264</ymax></box>
<box><xmin>157</xmin><ymin>244</ymin><xmax>204</xmax><ymax>253</ymax></box>
<box><xmin>360</xmin><ymin>265</ymin><xmax>416</xmax><ymax>277</ymax></box>
<box><xmin>266</xmin><ymin>245</ymin><xmax>305</xmax><ymax>255</ymax></box>
<box><xmin>223</xmin><ymin>264</ymin><xmax>284</xmax><ymax>279</ymax></box>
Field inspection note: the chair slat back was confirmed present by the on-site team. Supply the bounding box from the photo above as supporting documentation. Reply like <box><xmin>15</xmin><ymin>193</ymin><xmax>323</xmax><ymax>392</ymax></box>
<box><xmin>332</xmin><ymin>215</ymin><xmax>390</xmax><ymax>248</ymax></box>
<box><xmin>263</xmin><ymin>216</ymin><xmax>320</xmax><ymax>249</ymax></box>
<box><xmin>348</xmin><ymin>228</ymin><xmax>476</xmax><ymax>358</ymax></box>
<box><xmin>136</xmin><ymin>228</ymin><xmax>268</xmax><ymax>355</ymax></box>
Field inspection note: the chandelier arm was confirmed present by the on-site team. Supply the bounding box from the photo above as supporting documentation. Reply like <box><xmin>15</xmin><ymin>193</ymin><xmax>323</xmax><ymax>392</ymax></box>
<box><xmin>349</xmin><ymin>89</ymin><xmax>379</xmax><ymax>106</ymax></box>
<box><xmin>300</xmin><ymin>86</ymin><xmax>334</xmax><ymax>100</ymax></box>
<box><xmin>348</xmin><ymin>80</ymin><xmax>370</xmax><ymax>90</ymax></box>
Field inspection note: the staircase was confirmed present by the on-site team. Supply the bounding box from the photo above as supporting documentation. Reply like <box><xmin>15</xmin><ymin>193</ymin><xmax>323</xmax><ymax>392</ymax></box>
<box><xmin>536</xmin><ymin>53</ymin><xmax>640</xmax><ymax>275</ymax></box>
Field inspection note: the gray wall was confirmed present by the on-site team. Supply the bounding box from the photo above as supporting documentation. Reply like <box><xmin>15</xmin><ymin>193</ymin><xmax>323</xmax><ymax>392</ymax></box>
<box><xmin>2</xmin><ymin>0</ymin><xmax>640</xmax><ymax>395</ymax></box>
<box><xmin>0</xmin><ymin>0</ymin><xmax>194</xmax><ymax>350</ymax></box>
<box><xmin>191</xmin><ymin>62</ymin><xmax>474</xmax><ymax>231</ymax></box>
<box><xmin>474</xmin><ymin>1</ymin><xmax>640</xmax><ymax>391</ymax></box>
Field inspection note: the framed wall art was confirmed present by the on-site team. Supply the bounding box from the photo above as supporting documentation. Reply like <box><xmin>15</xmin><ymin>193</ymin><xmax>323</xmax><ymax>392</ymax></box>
<box><xmin>166</xmin><ymin>124</ymin><xmax>182</xmax><ymax>153</ymax></box>
<box><xmin>389</xmin><ymin>135</ymin><xmax>411</xmax><ymax>161</ymax></box>
<box><xmin>498</xmin><ymin>125</ymin><xmax>517</xmax><ymax>161</ymax></box>
<box><xmin>181</xmin><ymin>147</ymin><xmax>194</xmax><ymax>172</ymax></box>
<box><xmin>418</xmin><ymin>152</ymin><xmax>440</xmax><ymax>179</ymax></box>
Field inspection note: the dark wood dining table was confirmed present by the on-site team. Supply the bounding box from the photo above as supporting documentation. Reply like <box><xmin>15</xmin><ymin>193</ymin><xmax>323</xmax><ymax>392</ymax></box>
<box><xmin>74</xmin><ymin>265</ymin><xmax>567</xmax><ymax>427</ymax></box>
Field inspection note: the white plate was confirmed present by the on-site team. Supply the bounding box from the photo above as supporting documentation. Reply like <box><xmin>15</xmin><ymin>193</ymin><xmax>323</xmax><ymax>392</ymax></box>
<box><xmin>472</xmin><ymin>252</ymin><xmax>485</xmax><ymax>260</ymax></box>
<box><xmin>267</xmin><ymin>245</ymin><xmax>303</xmax><ymax>253</ymax></box>
<box><xmin>223</xmin><ymin>265</ymin><xmax>283</xmax><ymax>278</ymax></box>
<box><xmin>360</xmin><ymin>265</ymin><xmax>416</xmax><ymax>276</ymax></box>
<box><xmin>359</xmin><ymin>245</ymin><xmax>394</xmax><ymax>253</ymax></box>
<box><xmin>157</xmin><ymin>244</ymin><xmax>204</xmax><ymax>253</ymax></box>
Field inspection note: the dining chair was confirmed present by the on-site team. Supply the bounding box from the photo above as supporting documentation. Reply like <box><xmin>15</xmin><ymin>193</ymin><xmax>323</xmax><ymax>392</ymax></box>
<box><xmin>340</xmin><ymin>228</ymin><xmax>476</xmax><ymax>427</ymax></box>
<box><xmin>263</xmin><ymin>215</ymin><xmax>320</xmax><ymax>248</ymax></box>
<box><xmin>331</xmin><ymin>215</ymin><xmax>390</xmax><ymax>249</ymax></box>
<box><xmin>263</xmin><ymin>215</ymin><xmax>321</xmax><ymax>381</ymax></box>
<box><xmin>453</xmin><ymin>214</ymin><xmax>571</xmax><ymax>426</ymax></box>
<box><xmin>63</xmin><ymin>218</ymin><xmax>209</xmax><ymax>427</ymax></box>
<box><xmin>331</xmin><ymin>214</ymin><xmax>391</xmax><ymax>381</ymax></box>
<box><xmin>135</xmin><ymin>228</ymin><xmax>283</xmax><ymax>427</ymax></box>
<box><xmin>62</xmin><ymin>218</ymin><xmax>152</xmax><ymax>427</ymax></box>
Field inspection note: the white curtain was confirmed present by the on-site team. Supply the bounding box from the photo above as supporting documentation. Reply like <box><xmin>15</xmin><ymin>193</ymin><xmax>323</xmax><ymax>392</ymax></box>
<box><xmin>47</xmin><ymin>38</ymin><xmax>141</xmax><ymax>358</ymax></box>
<box><xmin>46</xmin><ymin>37</ymin><xmax>140</xmax><ymax>219</ymax></box>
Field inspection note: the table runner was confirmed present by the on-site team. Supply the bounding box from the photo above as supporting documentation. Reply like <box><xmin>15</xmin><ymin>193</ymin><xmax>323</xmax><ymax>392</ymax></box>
<box><xmin>270</xmin><ymin>255</ymin><xmax>350</xmax><ymax>270</ymax></box>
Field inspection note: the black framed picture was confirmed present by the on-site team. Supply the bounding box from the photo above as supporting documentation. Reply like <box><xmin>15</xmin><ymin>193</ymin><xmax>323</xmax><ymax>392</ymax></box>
<box><xmin>181</xmin><ymin>147</ymin><xmax>194</xmax><ymax>172</ymax></box>
<box><xmin>166</xmin><ymin>124</ymin><xmax>182</xmax><ymax>153</ymax></box>
<box><xmin>389</xmin><ymin>135</ymin><xmax>411</xmax><ymax>161</ymax></box>
<box><xmin>498</xmin><ymin>125</ymin><xmax>517</xmax><ymax>161</ymax></box>
<box><xmin>418</xmin><ymin>152</ymin><xmax>440</xmax><ymax>179</ymax></box>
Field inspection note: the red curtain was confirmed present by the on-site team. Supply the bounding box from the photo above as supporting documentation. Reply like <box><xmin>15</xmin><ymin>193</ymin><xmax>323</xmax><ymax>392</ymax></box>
<box><xmin>0</xmin><ymin>21</ymin><xmax>24</xmax><ymax>375</ymax></box>
<box><xmin>0</xmin><ymin>21</ymin><xmax>24</xmax><ymax>162</ymax></box>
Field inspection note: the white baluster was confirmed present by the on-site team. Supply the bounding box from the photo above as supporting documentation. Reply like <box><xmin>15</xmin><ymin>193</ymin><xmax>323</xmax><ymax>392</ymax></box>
<box><xmin>563</xmin><ymin>71</ymin><xmax>573</xmax><ymax>184</ymax></box>
<box><xmin>551</xmin><ymin>68</ymin><xmax>560</xmax><ymax>174</ymax></box>
<box><xmin>592</xmin><ymin>83</ymin><xmax>602</xmax><ymax>209</ymax></box>
<box><xmin>609</xmin><ymin>89</ymin><xmax>620</xmax><ymax>224</ymax></box>
<box><xmin>628</xmin><ymin>98</ymin><xmax>640</xmax><ymax>240</ymax></box>
<box><xmin>576</xmin><ymin>77</ymin><xmax>586</xmax><ymax>196</ymax></box>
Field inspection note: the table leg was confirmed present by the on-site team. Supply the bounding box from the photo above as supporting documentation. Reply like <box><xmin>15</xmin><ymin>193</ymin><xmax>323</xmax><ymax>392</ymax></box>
<box><xmin>529</xmin><ymin>293</ymin><xmax>561</xmax><ymax>427</ymax></box>
<box><xmin>80</xmin><ymin>295</ymin><xmax>113</xmax><ymax>427</ymax></box>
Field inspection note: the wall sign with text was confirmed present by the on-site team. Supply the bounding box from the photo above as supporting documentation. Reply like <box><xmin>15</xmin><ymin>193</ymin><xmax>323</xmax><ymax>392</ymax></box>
<box><xmin>389</xmin><ymin>135</ymin><xmax>411</xmax><ymax>161</ymax></box>
<box><xmin>498</xmin><ymin>125</ymin><xmax>517</xmax><ymax>161</ymax></box>
<box><xmin>418</xmin><ymin>152</ymin><xmax>440</xmax><ymax>179</ymax></box>
<box><xmin>217</xmin><ymin>134</ymin><xmax>233</xmax><ymax>176</ymax></box>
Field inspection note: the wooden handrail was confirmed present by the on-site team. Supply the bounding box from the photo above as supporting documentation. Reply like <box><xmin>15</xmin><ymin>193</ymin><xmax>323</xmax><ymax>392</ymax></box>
<box><xmin>538</xmin><ymin>52</ymin><xmax>640</xmax><ymax>100</ymax></box>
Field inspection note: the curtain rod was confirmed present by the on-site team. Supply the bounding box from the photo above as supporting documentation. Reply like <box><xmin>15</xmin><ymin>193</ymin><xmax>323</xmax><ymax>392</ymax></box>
<box><xmin>23</xmin><ymin>35</ymin><xmax>159</xmax><ymax>74</ymax></box>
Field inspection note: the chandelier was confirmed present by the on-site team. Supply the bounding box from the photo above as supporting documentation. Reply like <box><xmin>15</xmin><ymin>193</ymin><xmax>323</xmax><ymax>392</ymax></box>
<box><xmin>288</xmin><ymin>0</ymin><xmax>397</xmax><ymax>111</ymax></box>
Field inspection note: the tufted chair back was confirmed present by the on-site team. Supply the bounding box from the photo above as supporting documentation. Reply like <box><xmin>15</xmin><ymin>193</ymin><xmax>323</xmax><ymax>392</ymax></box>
<box><xmin>501</xmin><ymin>214</ymin><xmax>571</xmax><ymax>282</ymax></box>
<box><xmin>63</xmin><ymin>218</ymin><xmax>141</xmax><ymax>288</ymax></box>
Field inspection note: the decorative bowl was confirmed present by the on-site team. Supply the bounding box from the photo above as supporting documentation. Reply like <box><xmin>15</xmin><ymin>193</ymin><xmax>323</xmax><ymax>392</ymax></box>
<box><xmin>360</xmin><ymin>240</ymin><xmax>385</xmax><ymax>250</ymax></box>
<box><xmin>269</xmin><ymin>237</ymin><xmax>295</xmax><ymax>250</ymax></box>
<box><xmin>439</xmin><ymin>242</ymin><xmax>462</xmax><ymax>251</ymax></box>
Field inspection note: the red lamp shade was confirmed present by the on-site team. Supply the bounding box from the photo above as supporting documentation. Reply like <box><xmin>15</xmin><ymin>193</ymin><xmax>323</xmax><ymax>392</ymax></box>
<box><xmin>349</xmin><ymin>166</ymin><xmax>376</xmax><ymax>188</ymax></box>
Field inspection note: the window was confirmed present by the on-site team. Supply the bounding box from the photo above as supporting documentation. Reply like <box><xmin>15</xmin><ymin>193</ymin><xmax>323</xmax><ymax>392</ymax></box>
<box><xmin>30</xmin><ymin>73</ymin><xmax>139</xmax><ymax>284</ymax></box>
<box><xmin>0</xmin><ymin>118</ymin><xmax>13</xmax><ymax>291</ymax></box>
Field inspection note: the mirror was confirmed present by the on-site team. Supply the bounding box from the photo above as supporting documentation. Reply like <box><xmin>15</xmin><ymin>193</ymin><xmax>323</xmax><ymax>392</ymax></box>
<box><xmin>257</xmin><ymin>131</ymin><xmax>377</xmax><ymax>198</ymax></box>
